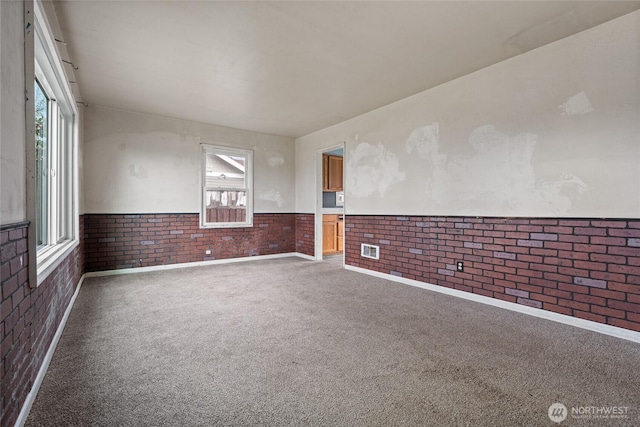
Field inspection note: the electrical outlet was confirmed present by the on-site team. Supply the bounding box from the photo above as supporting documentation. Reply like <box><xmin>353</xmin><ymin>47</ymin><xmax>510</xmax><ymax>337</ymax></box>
<box><xmin>456</xmin><ymin>261</ymin><xmax>464</xmax><ymax>272</ymax></box>
<box><xmin>205</xmin><ymin>249</ymin><xmax>211</xmax><ymax>255</ymax></box>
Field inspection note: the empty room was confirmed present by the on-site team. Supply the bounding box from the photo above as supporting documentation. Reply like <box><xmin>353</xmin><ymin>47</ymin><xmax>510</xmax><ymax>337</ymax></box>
<box><xmin>2</xmin><ymin>1</ymin><xmax>640</xmax><ymax>426</ymax></box>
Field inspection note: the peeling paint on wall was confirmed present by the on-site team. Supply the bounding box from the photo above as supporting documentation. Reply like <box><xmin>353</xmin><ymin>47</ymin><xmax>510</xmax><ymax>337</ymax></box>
<box><xmin>84</xmin><ymin>106</ymin><xmax>294</xmax><ymax>214</ymax></box>
<box><xmin>257</xmin><ymin>189</ymin><xmax>285</xmax><ymax>207</ymax></box>
<box><xmin>535</xmin><ymin>172</ymin><xmax>592</xmax><ymax>214</ymax></box>
<box><xmin>267</xmin><ymin>153</ymin><xmax>285</xmax><ymax>167</ymax></box>
<box><xmin>295</xmin><ymin>13</ymin><xmax>637</xmax><ymax>217</ymax></box>
<box><xmin>405</xmin><ymin>122</ymin><xmax>440</xmax><ymax>159</ymax></box>
<box><xmin>410</xmin><ymin>124</ymin><xmax>590</xmax><ymax>214</ymax></box>
<box><xmin>558</xmin><ymin>91</ymin><xmax>594</xmax><ymax>115</ymax></box>
<box><xmin>405</xmin><ymin>123</ymin><xmax>447</xmax><ymax>200</ymax></box>
<box><xmin>447</xmin><ymin>125</ymin><xmax>539</xmax><ymax>209</ymax></box>
<box><xmin>128</xmin><ymin>164</ymin><xmax>148</xmax><ymax>179</ymax></box>
<box><xmin>347</xmin><ymin>142</ymin><xmax>405</xmax><ymax>198</ymax></box>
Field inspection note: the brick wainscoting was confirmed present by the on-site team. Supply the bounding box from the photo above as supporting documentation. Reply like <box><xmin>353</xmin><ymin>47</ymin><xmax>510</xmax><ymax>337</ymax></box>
<box><xmin>84</xmin><ymin>213</ymin><xmax>297</xmax><ymax>272</ymax></box>
<box><xmin>346</xmin><ymin>216</ymin><xmax>640</xmax><ymax>332</ymax></box>
<box><xmin>1</xmin><ymin>220</ymin><xmax>84</xmax><ymax>426</ymax></box>
<box><xmin>295</xmin><ymin>213</ymin><xmax>315</xmax><ymax>257</ymax></box>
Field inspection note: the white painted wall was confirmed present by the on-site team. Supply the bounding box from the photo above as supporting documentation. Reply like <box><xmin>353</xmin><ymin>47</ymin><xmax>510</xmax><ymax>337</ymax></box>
<box><xmin>83</xmin><ymin>106</ymin><xmax>295</xmax><ymax>214</ymax></box>
<box><xmin>1</xmin><ymin>0</ymin><xmax>26</xmax><ymax>224</ymax></box>
<box><xmin>295</xmin><ymin>12</ymin><xmax>640</xmax><ymax>218</ymax></box>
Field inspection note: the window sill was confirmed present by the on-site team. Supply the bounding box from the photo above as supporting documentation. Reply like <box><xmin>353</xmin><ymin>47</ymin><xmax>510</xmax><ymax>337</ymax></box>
<box><xmin>200</xmin><ymin>222</ymin><xmax>254</xmax><ymax>229</ymax></box>
<box><xmin>37</xmin><ymin>239</ymin><xmax>79</xmax><ymax>286</ymax></box>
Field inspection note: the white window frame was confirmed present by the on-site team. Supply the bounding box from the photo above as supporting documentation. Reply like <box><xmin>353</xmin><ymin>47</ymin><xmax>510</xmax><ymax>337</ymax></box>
<box><xmin>30</xmin><ymin>1</ymin><xmax>79</xmax><ymax>285</ymax></box>
<box><xmin>361</xmin><ymin>243</ymin><xmax>380</xmax><ymax>260</ymax></box>
<box><xmin>200</xmin><ymin>144</ymin><xmax>253</xmax><ymax>228</ymax></box>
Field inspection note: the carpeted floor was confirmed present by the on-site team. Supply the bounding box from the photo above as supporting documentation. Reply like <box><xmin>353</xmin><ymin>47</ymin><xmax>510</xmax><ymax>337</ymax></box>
<box><xmin>323</xmin><ymin>253</ymin><xmax>343</xmax><ymax>267</ymax></box>
<box><xmin>26</xmin><ymin>257</ymin><xmax>640</xmax><ymax>426</ymax></box>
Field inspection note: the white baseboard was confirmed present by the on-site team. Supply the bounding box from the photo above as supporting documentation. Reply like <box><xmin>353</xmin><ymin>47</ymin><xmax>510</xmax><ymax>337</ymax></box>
<box><xmin>293</xmin><ymin>252</ymin><xmax>316</xmax><ymax>261</ymax></box>
<box><xmin>344</xmin><ymin>265</ymin><xmax>640</xmax><ymax>344</ymax></box>
<box><xmin>84</xmin><ymin>252</ymin><xmax>315</xmax><ymax>278</ymax></box>
<box><xmin>15</xmin><ymin>275</ymin><xmax>85</xmax><ymax>427</ymax></box>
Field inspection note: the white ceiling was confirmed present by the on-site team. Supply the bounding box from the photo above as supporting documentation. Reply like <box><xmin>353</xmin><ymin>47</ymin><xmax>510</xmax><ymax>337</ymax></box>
<box><xmin>54</xmin><ymin>1</ymin><xmax>640</xmax><ymax>138</ymax></box>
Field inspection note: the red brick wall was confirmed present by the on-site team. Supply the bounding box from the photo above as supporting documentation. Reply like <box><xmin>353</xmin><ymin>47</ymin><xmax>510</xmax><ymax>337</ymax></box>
<box><xmin>1</xmin><ymin>219</ymin><xmax>84</xmax><ymax>426</ymax></box>
<box><xmin>84</xmin><ymin>213</ymin><xmax>296</xmax><ymax>272</ymax></box>
<box><xmin>346</xmin><ymin>215</ymin><xmax>640</xmax><ymax>332</ymax></box>
<box><xmin>295</xmin><ymin>213</ymin><xmax>315</xmax><ymax>256</ymax></box>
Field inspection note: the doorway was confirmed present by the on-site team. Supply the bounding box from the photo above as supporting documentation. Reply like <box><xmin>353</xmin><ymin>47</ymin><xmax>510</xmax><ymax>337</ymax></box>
<box><xmin>315</xmin><ymin>144</ymin><xmax>344</xmax><ymax>264</ymax></box>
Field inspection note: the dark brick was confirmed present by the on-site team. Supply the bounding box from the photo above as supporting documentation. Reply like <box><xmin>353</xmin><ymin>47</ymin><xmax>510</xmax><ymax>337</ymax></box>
<box><xmin>608</xmin><ymin>300</ymin><xmax>640</xmax><ymax>314</ymax></box>
<box><xmin>591</xmin><ymin>305</ymin><xmax>626</xmax><ymax>319</ymax></box>
<box><xmin>2</xmin><ymin>221</ymin><xmax>84</xmax><ymax>424</ymax></box>
<box><xmin>590</xmin><ymin>288</ymin><xmax>626</xmax><ymax>301</ymax></box>
<box><xmin>2</xmin><ymin>275</ymin><xmax>18</xmax><ymax>300</ymax></box>
<box><xmin>543</xmin><ymin>303</ymin><xmax>573</xmax><ymax>316</ymax></box>
<box><xmin>574</xmin><ymin>227</ymin><xmax>607</xmax><ymax>236</ymax></box>
<box><xmin>574</xmin><ymin>310</ymin><xmax>606</xmax><ymax>324</ymax></box>
<box><xmin>530</xmin><ymin>294</ymin><xmax>558</xmax><ymax>304</ymax></box>
<box><xmin>573</xmin><ymin>294</ymin><xmax>606</xmax><ymax>306</ymax></box>
<box><xmin>344</xmin><ymin>214</ymin><xmax>640</xmax><ymax>335</ymax></box>
<box><xmin>591</xmin><ymin>220</ymin><xmax>627</xmax><ymax>228</ymax></box>
<box><xmin>558</xmin><ymin>299</ymin><xmax>590</xmax><ymax>312</ymax></box>
<box><xmin>608</xmin><ymin>319</ymin><xmax>640</xmax><ymax>333</ymax></box>
<box><xmin>591</xmin><ymin>236</ymin><xmax>626</xmax><ymax>246</ymax></box>
<box><xmin>574</xmin><ymin>244</ymin><xmax>606</xmax><ymax>254</ymax></box>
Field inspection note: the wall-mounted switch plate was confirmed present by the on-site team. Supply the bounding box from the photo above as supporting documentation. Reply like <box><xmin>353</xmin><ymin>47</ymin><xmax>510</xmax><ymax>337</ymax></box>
<box><xmin>456</xmin><ymin>261</ymin><xmax>464</xmax><ymax>272</ymax></box>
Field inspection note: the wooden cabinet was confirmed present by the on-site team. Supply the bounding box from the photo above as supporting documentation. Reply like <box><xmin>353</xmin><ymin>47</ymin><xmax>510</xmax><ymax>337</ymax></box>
<box><xmin>322</xmin><ymin>155</ymin><xmax>343</xmax><ymax>191</ymax></box>
<box><xmin>322</xmin><ymin>218</ymin><xmax>338</xmax><ymax>253</ymax></box>
<box><xmin>327</xmin><ymin>155</ymin><xmax>343</xmax><ymax>191</ymax></box>
<box><xmin>323</xmin><ymin>214</ymin><xmax>344</xmax><ymax>255</ymax></box>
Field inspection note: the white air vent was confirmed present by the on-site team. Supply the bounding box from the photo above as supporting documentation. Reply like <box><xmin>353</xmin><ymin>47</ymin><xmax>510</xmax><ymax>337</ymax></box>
<box><xmin>361</xmin><ymin>243</ymin><xmax>380</xmax><ymax>260</ymax></box>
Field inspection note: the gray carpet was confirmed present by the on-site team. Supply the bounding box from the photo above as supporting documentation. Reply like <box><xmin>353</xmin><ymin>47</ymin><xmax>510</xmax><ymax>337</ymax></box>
<box><xmin>26</xmin><ymin>257</ymin><xmax>640</xmax><ymax>426</ymax></box>
<box><xmin>323</xmin><ymin>254</ymin><xmax>343</xmax><ymax>267</ymax></box>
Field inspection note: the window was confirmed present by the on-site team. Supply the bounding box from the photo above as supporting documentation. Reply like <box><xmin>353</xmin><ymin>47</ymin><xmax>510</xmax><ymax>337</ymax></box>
<box><xmin>34</xmin><ymin>80</ymin><xmax>49</xmax><ymax>246</ymax></box>
<box><xmin>35</xmin><ymin>77</ymin><xmax>71</xmax><ymax>249</ymax></box>
<box><xmin>30</xmin><ymin>2</ymin><xmax>78</xmax><ymax>281</ymax></box>
<box><xmin>201</xmin><ymin>145</ymin><xmax>253</xmax><ymax>228</ymax></box>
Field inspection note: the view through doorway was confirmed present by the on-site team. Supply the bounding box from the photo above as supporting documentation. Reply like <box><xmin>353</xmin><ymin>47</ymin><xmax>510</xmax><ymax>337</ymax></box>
<box><xmin>316</xmin><ymin>144</ymin><xmax>344</xmax><ymax>265</ymax></box>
